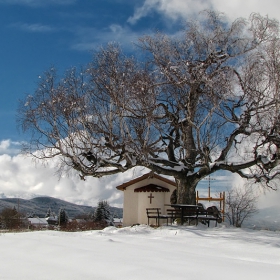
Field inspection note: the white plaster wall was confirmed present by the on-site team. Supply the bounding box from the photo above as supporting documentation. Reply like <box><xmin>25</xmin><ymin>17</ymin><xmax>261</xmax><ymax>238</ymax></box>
<box><xmin>138</xmin><ymin>191</ymin><xmax>166</xmax><ymax>225</ymax></box>
<box><xmin>122</xmin><ymin>188</ymin><xmax>138</xmax><ymax>226</ymax></box>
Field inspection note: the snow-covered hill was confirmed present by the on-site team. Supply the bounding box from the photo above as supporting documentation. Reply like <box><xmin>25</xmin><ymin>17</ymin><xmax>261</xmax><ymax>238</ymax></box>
<box><xmin>0</xmin><ymin>196</ymin><xmax>123</xmax><ymax>218</ymax></box>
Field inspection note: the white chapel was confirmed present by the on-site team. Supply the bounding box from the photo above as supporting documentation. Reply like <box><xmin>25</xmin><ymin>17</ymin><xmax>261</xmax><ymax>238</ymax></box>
<box><xmin>116</xmin><ymin>172</ymin><xmax>176</xmax><ymax>226</ymax></box>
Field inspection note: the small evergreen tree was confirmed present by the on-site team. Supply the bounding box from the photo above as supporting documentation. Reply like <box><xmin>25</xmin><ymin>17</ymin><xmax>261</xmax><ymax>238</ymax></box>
<box><xmin>93</xmin><ymin>201</ymin><xmax>114</xmax><ymax>226</ymax></box>
<box><xmin>45</xmin><ymin>207</ymin><xmax>52</xmax><ymax>218</ymax></box>
<box><xmin>0</xmin><ymin>207</ymin><xmax>19</xmax><ymax>229</ymax></box>
<box><xmin>27</xmin><ymin>211</ymin><xmax>35</xmax><ymax>218</ymax></box>
<box><xmin>58</xmin><ymin>207</ymin><xmax>68</xmax><ymax>226</ymax></box>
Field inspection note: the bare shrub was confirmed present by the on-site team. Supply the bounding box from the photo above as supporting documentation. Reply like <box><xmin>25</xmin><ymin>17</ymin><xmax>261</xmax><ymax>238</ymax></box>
<box><xmin>60</xmin><ymin>220</ymin><xmax>108</xmax><ymax>232</ymax></box>
<box><xmin>225</xmin><ymin>184</ymin><xmax>258</xmax><ymax>227</ymax></box>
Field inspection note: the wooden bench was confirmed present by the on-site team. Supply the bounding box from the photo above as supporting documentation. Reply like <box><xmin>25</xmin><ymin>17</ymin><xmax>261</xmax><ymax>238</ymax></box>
<box><xmin>184</xmin><ymin>206</ymin><xmax>201</xmax><ymax>225</ymax></box>
<box><xmin>146</xmin><ymin>208</ymin><xmax>169</xmax><ymax>226</ymax></box>
<box><xmin>169</xmin><ymin>204</ymin><xmax>222</xmax><ymax>227</ymax></box>
<box><xmin>200</xmin><ymin>205</ymin><xmax>222</xmax><ymax>227</ymax></box>
<box><xmin>166</xmin><ymin>208</ymin><xmax>183</xmax><ymax>224</ymax></box>
<box><xmin>189</xmin><ymin>205</ymin><xmax>222</xmax><ymax>227</ymax></box>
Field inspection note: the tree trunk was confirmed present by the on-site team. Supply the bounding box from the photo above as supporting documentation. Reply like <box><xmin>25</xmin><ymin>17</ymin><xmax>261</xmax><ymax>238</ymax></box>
<box><xmin>175</xmin><ymin>175</ymin><xmax>197</xmax><ymax>205</ymax></box>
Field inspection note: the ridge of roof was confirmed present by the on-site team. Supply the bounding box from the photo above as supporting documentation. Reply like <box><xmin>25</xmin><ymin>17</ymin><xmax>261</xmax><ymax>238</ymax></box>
<box><xmin>116</xmin><ymin>172</ymin><xmax>176</xmax><ymax>191</ymax></box>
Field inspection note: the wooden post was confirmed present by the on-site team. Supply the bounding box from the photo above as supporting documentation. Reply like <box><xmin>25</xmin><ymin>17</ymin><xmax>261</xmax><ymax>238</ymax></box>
<box><xmin>223</xmin><ymin>191</ymin><xmax>225</xmax><ymax>222</ymax></box>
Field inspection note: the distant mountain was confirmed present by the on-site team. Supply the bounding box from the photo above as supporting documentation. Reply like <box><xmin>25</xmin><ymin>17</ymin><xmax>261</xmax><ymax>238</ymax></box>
<box><xmin>0</xmin><ymin>196</ymin><xmax>123</xmax><ymax>218</ymax></box>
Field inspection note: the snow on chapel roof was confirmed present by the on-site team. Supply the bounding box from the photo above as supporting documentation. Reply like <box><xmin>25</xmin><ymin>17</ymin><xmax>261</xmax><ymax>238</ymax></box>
<box><xmin>116</xmin><ymin>172</ymin><xmax>176</xmax><ymax>191</ymax></box>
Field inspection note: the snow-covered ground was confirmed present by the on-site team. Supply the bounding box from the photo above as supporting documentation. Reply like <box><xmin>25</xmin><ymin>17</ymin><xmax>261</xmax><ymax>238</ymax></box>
<box><xmin>0</xmin><ymin>224</ymin><xmax>279</xmax><ymax>280</ymax></box>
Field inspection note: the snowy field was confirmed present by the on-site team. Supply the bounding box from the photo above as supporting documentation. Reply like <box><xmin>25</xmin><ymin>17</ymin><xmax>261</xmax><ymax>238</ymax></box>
<box><xmin>0</xmin><ymin>224</ymin><xmax>279</xmax><ymax>280</ymax></box>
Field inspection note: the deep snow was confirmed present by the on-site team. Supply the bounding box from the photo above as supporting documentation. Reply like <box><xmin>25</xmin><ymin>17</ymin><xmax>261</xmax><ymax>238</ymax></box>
<box><xmin>0</xmin><ymin>224</ymin><xmax>279</xmax><ymax>280</ymax></box>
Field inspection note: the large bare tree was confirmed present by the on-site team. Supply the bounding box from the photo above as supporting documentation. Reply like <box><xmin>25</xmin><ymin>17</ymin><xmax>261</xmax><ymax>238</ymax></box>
<box><xmin>18</xmin><ymin>11</ymin><xmax>280</xmax><ymax>204</ymax></box>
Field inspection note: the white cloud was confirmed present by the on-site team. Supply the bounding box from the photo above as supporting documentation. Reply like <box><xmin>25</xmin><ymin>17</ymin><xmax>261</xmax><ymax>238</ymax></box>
<box><xmin>128</xmin><ymin>0</ymin><xmax>160</xmax><ymax>25</ymax></box>
<box><xmin>230</xmin><ymin>173</ymin><xmax>280</xmax><ymax>209</ymax></box>
<box><xmin>0</xmin><ymin>140</ymin><xmax>10</xmax><ymax>150</ymax></box>
<box><xmin>128</xmin><ymin>0</ymin><xmax>280</xmax><ymax>24</ymax></box>
<box><xmin>211</xmin><ymin>0</ymin><xmax>280</xmax><ymax>21</ymax></box>
<box><xmin>128</xmin><ymin>0</ymin><xmax>209</xmax><ymax>24</ymax></box>
<box><xmin>10</xmin><ymin>21</ymin><xmax>61</xmax><ymax>35</ymax></box>
<box><xmin>257</xmin><ymin>187</ymin><xmax>280</xmax><ymax>209</ymax></box>
<box><xmin>0</xmin><ymin>139</ymin><xmax>21</xmax><ymax>155</ymax></box>
<box><xmin>71</xmin><ymin>25</ymin><xmax>141</xmax><ymax>52</ymax></box>
<box><xmin>12</xmin><ymin>22</ymin><xmax>55</xmax><ymax>33</ymax></box>
<box><xmin>0</xmin><ymin>153</ymin><xmax>148</xmax><ymax>207</ymax></box>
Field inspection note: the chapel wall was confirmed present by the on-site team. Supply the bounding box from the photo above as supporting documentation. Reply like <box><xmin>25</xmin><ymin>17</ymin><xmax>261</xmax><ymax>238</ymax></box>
<box><xmin>122</xmin><ymin>176</ymin><xmax>176</xmax><ymax>226</ymax></box>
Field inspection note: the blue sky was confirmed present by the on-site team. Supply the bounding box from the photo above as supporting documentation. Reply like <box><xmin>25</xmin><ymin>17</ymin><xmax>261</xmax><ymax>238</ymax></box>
<box><xmin>0</xmin><ymin>0</ymin><xmax>159</xmax><ymax>142</ymax></box>
<box><xmin>1</xmin><ymin>0</ymin><xmax>280</xmax><ymax>147</ymax></box>
<box><xmin>1</xmin><ymin>0</ymin><xmax>280</xmax><ymax>206</ymax></box>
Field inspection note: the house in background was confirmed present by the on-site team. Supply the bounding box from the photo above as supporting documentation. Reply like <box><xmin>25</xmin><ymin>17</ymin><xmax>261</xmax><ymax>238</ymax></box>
<box><xmin>116</xmin><ymin>172</ymin><xmax>176</xmax><ymax>226</ymax></box>
<box><xmin>45</xmin><ymin>216</ymin><xmax>58</xmax><ymax>226</ymax></box>
<box><xmin>28</xmin><ymin>217</ymin><xmax>48</xmax><ymax>228</ymax></box>
<box><xmin>113</xmin><ymin>218</ymin><xmax>122</xmax><ymax>227</ymax></box>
